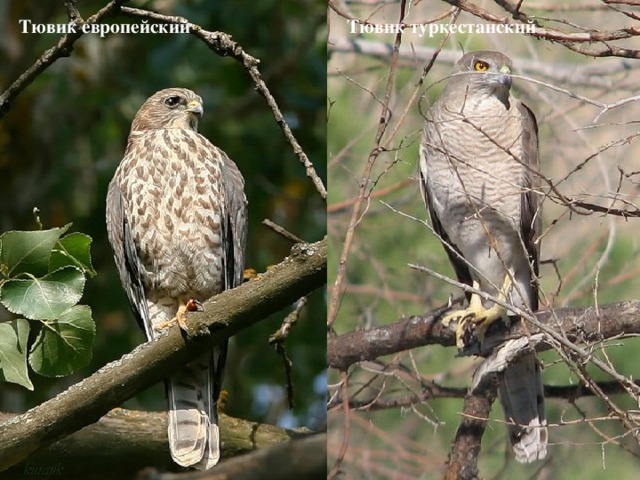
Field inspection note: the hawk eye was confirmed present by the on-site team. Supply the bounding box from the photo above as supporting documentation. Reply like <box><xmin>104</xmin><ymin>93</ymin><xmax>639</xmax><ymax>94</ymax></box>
<box><xmin>164</xmin><ymin>96</ymin><xmax>181</xmax><ymax>108</ymax></box>
<box><xmin>474</xmin><ymin>61</ymin><xmax>489</xmax><ymax>72</ymax></box>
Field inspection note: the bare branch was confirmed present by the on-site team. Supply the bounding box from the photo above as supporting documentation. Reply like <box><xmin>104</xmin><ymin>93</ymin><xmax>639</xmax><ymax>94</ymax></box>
<box><xmin>327</xmin><ymin>300</ymin><xmax>640</xmax><ymax>371</ymax></box>
<box><xmin>0</xmin><ymin>0</ymin><xmax>127</xmax><ymax>115</ymax></box>
<box><xmin>327</xmin><ymin>0</ymin><xmax>409</xmax><ymax>329</ymax></box>
<box><xmin>119</xmin><ymin>6</ymin><xmax>326</xmax><ymax>201</ymax></box>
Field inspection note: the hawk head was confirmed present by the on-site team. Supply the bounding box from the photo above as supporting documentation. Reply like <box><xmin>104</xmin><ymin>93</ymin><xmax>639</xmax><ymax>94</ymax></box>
<box><xmin>131</xmin><ymin>87</ymin><xmax>204</xmax><ymax>133</ymax></box>
<box><xmin>449</xmin><ymin>51</ymin><xmax>514</xmax><ymax>107</ymax></box>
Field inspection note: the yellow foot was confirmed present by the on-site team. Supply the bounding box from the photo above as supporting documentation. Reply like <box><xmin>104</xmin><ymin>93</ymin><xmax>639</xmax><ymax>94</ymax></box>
<box><xmin>243</xmin><ymin>268</ymin><xmax>258</xmax><ymax>282</ymax></box>
<box><xmin>441</xmin><ymin>278</ymin><xmax>511</xmax><ymax>349</ymax></box>
<box><xmin>154</xmin><ymin>299</ymin><xmax>202</xmax><ymax>332</ymax></box>
<box><xmin>217</xmin><ymin>390</ymin><xmax>229</xmax><ymax>413</ymax></box>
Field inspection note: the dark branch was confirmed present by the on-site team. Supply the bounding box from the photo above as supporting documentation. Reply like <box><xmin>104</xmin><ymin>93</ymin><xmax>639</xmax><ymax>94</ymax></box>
<box><xmin>120</xmin><ymin>7</ymin><xmax>327</xmax><ymax>202</ymax></box>
<box><xmin>0</xmin><ymin>0</ymin><xmax>127</xmax><ymax>115</ymax></box>
<box><xmin>0</xmin><ymin>239</ymin><xmax>326</xmax><ymax>473</ymax></box>
<box><xmin>445</xmin><ymin>370</ymin><xmax>500</xmax><ymax>480</ymax></box>
<box><xmin>151</xmin><ymin>433</ymin><xmax>326</xmax><ymax>480</ymax></box>
<box><xmin>328</xmin><ymin>300</ymin><xmax>640</xmax><ymax>370</ymax></box>
<box><xmin>0</xmin><ymin>409</ymin><xmax>307</xmax><ymax>480</ymax></box>
<box><xmin>331</xmin><ymin>379</ymin><xmax>640</xmax><ymax>412</ymax></box>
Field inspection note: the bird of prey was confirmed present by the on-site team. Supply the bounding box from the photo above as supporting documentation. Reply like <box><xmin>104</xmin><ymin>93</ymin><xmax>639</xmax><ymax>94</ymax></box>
<box><xmin>418</xmin><ymin>51</ymin><xmax>546</xmax><ymax>463</ymax></box>
<box><xmin>106</xmin><ymin>87</ymin><xmax>248</xmax><ymax>469</ymax></box>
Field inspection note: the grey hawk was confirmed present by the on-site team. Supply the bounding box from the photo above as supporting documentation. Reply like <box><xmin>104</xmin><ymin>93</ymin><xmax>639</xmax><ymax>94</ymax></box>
<box><xmin>419</xmin><ymin>51</ymin><xmax>547</xmax><ymax>463</ymax></box>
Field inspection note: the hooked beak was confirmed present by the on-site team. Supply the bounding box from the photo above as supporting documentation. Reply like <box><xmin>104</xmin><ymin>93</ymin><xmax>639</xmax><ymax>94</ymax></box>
<box><xmin>186</xmin><ymin>99</ymin><xmax>204</xmax><ymax>117</ymax></box>
<box><xmin>493</xmin><ymin>64</ymin><xmax>512</xmax><ymax>89</ymax></box>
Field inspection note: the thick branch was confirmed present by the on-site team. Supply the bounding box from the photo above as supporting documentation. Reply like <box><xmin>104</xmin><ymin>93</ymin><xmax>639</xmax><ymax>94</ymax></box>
<box><xmin>442</xmin><ymin>0</ymin><xmax>640</xmax><ymax>58</ymax></box>
<box><xmin>445</xmin><ymin>366</ymin><xmax>500</xmax><ymax>480</ymax></box>
<box><xmin>328</xmin><ymin>300</ymin><xmax>640</xmax><ymax>370</ymax></box>
<box><xmin>0</xmin><ymin>409</ymin><xmax>305</xmax><ymax>480</ymax></box>
<box><xmin>0</xmin><ymin>239</ymin><xmax>326</xmax><ymax>473</ymax></box>
<box><xmin>152</xmin><ymin>433</ymin><xmax>326</xmax><ymax>480</ymax></box>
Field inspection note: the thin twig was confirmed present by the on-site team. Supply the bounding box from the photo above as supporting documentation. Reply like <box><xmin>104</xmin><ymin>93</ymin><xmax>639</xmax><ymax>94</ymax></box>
<box><xmin>120</xmin><ymin>6</ymin><xmax>327</xmax><ymax>202</ymax></box>
<box><xmin>262</xmin><ymin>219</ymin><xmax>305</xmax><ymax>244</ymax></box>
<box><xmin>327</xmin><ymin>0</ymin><xmax>408</xmax><ymax>329</ymax></box>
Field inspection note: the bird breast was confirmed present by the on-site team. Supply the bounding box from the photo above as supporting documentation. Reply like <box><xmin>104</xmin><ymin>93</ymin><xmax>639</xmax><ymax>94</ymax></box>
<box><xmin>118</xmin><ymin>129</ymin><xmax>225</xmax><ymax>299</ymax></box>
<box><xmin>423</xmin><ymin>93</ymin><xmax>528</xmax><ymax>286</ymax></box>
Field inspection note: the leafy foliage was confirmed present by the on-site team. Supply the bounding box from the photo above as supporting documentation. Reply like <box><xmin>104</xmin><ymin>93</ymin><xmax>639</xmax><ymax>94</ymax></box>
<box><xmin>0</xmin><ymin>223</ymin><xmax>95</xmax><ymax>389</ymax></box>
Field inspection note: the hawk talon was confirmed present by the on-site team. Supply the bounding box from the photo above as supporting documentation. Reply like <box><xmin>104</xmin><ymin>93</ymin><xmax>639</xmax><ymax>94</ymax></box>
<box><xmin>154</xmin><ymin>304</ymin><xmax>190</xmax><ymax>333</ymax></box>
<box><xmin>441</xmin><ymin>278</ymin><xmax>511</xmax><ymax>349</ymax></box>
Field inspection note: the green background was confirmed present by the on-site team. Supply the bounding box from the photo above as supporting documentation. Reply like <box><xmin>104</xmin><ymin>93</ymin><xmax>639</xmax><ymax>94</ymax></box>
<box><xmin>0</xmin><ymin>0</ymin><xmax>326</xmax><ymax>437</ymax></box>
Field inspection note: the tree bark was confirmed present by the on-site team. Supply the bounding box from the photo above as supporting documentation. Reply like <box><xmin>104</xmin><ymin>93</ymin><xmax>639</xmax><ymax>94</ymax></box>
<box><xmin>328</xmin><ymin>300</ymin><xmax>640</xmax><ymax>370</ymax></box>
<box><xmin>0</xmin><ymin>409</ymin><xmax>310</xmax><ymax>480</ymax></box>
<box><xmin>148</xmin><ymin>433</ymin><xmax>327</xmax><ymax>480</ymax></box>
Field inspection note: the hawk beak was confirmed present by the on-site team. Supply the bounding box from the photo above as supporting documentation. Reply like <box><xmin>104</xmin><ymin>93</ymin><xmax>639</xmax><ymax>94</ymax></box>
<box><xmin>495</xmin><ymin>65</ymin><xmax>512</xmax><ymax>88</ymax></box>
<box><xmin>186</xmin><ymin>100</ymin><xmax>204</xmax><ymax>117</ymax></box>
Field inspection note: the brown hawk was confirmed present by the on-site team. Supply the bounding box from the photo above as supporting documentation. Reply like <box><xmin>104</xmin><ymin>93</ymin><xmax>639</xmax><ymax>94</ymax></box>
<box><xmin>419</xmin><ymin>51</ymin><xmax>546</xmax><ymax>462</ymax></box>
<box><xmin>106</xmin><ymin>87</ymin><xmax>248</xmax><ymax>469</ymax></box>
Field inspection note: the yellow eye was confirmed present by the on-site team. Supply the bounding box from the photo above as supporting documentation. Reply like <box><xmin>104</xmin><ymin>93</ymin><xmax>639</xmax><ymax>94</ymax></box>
<box><xmin>474</xmin><ymin>61</ymin><xmax>489</xmax><ymax>72</ymax></box>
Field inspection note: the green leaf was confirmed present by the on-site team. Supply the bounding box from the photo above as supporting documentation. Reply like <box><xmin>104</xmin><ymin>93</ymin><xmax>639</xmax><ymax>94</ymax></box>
<box><xmin>29</xmin><ymin>305</ymin><xmax>95</xmax><ymax>377</ymax></box>
<box><xmin>0</xmin><ymin>224</ymin><xmax>71</xmax><ymax>277</ymax></box>
<box><xmin>0</xmin><ymin>318</ymin><xmax>33</xmax><ymax>390</ymax></box>
<box><xmin>50</xmin><ymin>232</ymin><xmax>96</xmax><ymax>277</ymax></box>
<box><xmin>0</xmin><ymin>267</ymin><xmax>85</xmax><ymax>320</ymax></box>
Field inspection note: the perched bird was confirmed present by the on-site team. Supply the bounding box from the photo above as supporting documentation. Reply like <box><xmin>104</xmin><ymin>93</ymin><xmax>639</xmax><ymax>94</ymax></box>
<box><xmin>106</xmin><ymin>87</ymin><xmax>248</xmax><ymax>469</ymax></box>
<box><xmin>419</xmin><ymin>51</ymin><xmax>546</xmax><ymax>463</ymax></box>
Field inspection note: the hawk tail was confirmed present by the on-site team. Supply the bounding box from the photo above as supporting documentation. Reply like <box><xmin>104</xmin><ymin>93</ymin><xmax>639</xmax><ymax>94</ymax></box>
<box><xmin>498</xmin><ymin>352</ymin><xmax>547</xmax><ymax>463</ymax></box>
<box><xmin>167</xmin><ymin>351</ymin><xmax>221</xmax><ymax>469</ymax></box>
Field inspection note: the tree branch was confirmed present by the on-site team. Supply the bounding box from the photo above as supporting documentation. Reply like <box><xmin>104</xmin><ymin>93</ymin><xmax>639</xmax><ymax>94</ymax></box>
<box><xmin>0</xmin><ymin>238</ymin><xmax>326</xmax><ymax>473</ymax></box>
<box><xmin>1</xmin><ymin>3</ymin><xmax>326</xmax><ymax>201</ymax></box>
<box><xmin>0</xmin><ymin>0</ymin><xmax>127</xmax><ymax>115</ymax></box>
<box><xmin>327</xmin><ymin>300</ymin><xmax>640</xmax><ymax>370</ymax></box>
<box><xmin>149</xmin><ymin>433</ymin><xmax>326</xmax><ymax>480</ymax></box>
<box><xmin>120</xmin><ymin>6</ymin><xmax>327</xmax><ymax>202</ymax></box>
<box><xmin>0</xmin><ymin>409</ymin><xmax>307</xmax><ymax>480</ymax></box>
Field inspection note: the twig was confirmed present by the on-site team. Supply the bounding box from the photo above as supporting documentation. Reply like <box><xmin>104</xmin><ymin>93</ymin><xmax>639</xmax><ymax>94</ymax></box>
<box><xmin>269</xmin><ymin>297</ymin><xmax>308</xmax><ymax>409</ymax></box>
<box><xmin>328</xmin><ymin>371</ymin><xmax>351</xmax><ymax>480</ymax></box>
<box><xmin>120</xmin><ymin>6</ymin><xmax>327</xmax><ymax>202</ymax></box>
<box><xmin>327</xmin><ymin>0</ymin><xmax>408</xmax><ymax>329</ymax></box>
<box><xmin>262</xmin><ymin>219</ymin><xmax>305</xmax><ymax>243</ymax></box>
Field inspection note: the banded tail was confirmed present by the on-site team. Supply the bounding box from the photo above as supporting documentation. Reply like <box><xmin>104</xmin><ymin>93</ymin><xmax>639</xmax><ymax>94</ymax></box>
<box><xmin>166</xmin><ymin>344</ymin><xmax>226</xmax><ymax>469</ymax></box>
<box><xmin>498</xmin><ymin>352</ymin><xmax>547</xmax><ymax>463</ymax></box>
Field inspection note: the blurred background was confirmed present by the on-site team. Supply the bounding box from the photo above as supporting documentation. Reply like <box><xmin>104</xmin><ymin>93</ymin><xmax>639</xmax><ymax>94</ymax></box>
<box><xmin>0</xmin><ymin>0</ymin><xmax>326</xmax><ymax>437</ymax></box>
<box><xmin>328</xmin><ymin>1</ymin><xmax>640</xmax><ymax>478</ymax></box>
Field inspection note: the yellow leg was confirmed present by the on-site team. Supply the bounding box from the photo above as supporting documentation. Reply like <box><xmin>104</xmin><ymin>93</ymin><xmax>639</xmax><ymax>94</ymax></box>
<box><xmin>154</xmin><ymin>300</ymin><xmax>197</xmax><ymax>332</ymax></box>
<box><xmin>441</xmin><ymin>277</ymin><xmax>512</xmax><ymax>348</ymax></box>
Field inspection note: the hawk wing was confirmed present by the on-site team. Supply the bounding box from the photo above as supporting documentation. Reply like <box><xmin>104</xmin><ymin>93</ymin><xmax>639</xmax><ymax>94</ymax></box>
<box><xmin>209</xmin><ymin>147</ymin><xmax>248</xmax><ymax>408</ymax></box>
<box><xmin>418</xmin><ymin>144</ymin><xmax>473</xmax><ymax>294</ymax></box>
<box><xmin>518</xmin><ymin>101</ymin><xmax>541</xmax><ymax>307</ymax></box>
<box><xmin>106</xmin><ymin>177</ymin><xmax>151</xmax><ymax>337</ymax></box>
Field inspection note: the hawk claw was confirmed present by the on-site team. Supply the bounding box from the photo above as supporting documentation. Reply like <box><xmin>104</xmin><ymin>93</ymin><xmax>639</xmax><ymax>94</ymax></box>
<box><xmin>155</xmin><ymin>301</ymin><xmax>199</xmax><ymax>333</ymax></box>
<box><xmin>440</xmin><ymin>278</ymin><xmax>511</xmax><ymax>349</ymax></box>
